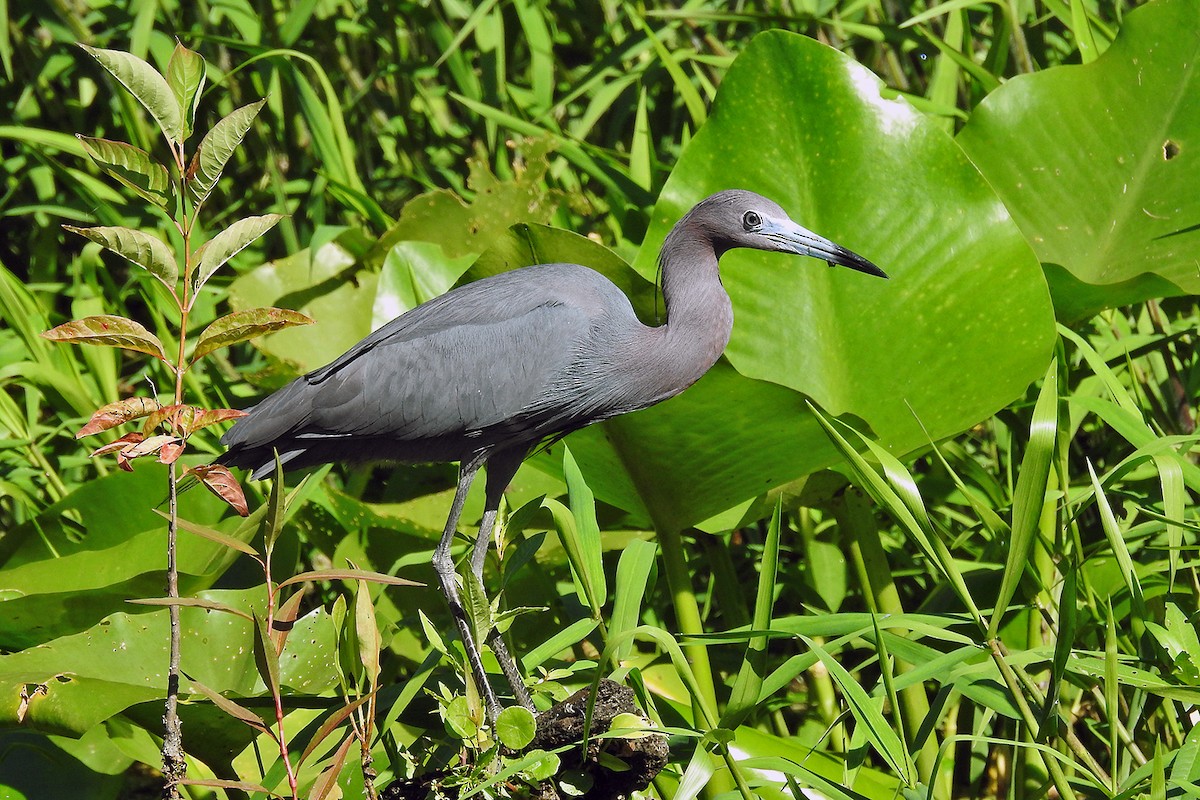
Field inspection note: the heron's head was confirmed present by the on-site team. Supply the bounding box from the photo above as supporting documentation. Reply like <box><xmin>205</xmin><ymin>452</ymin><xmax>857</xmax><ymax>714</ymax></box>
<box><xmin>690</xmin><ymin>189</ymin><xmax>888</xmax><ymax>279</ymax></box>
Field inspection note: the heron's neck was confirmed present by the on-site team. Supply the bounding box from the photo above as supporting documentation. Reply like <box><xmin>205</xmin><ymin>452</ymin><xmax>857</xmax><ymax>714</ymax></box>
<box><xmin>657</xmin><ymin>222</ymin><xmax>733</xmax><ymax>380</ymax></box>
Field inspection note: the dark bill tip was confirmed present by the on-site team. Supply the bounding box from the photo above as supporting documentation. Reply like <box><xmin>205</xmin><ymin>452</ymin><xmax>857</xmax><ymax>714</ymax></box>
<box><xmin>828</xmin><ymin>246</ymin><xmax>889</xmax><ymax>279</ymax></box>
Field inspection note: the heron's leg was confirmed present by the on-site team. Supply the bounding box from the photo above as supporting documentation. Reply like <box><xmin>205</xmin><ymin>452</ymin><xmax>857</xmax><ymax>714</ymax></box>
<box><xmin>470</xmin><ymin>451</ymin><xmax>535</xmax><ymax>711</ymax></box>
<box><xmin>432</xmin><ymin>458</ymin><xmax>501</xmax><ymax>723</ymax></box>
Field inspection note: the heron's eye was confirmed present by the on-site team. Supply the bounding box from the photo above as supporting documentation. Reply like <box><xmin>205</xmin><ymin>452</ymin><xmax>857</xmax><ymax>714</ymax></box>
<box><xmin>742</xmin><ymin>211</ymin><xmax>762</xmax><ymax>231</ymax></box>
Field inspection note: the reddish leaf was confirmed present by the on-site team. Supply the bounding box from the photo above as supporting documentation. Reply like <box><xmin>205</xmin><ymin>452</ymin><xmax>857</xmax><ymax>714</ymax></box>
<box><xmin>123</xmin><ymin>434</ymin><xmax>179</xmax><ymax>459</ymax></box>
<box><xmin>151</xmin><ymin>509</ymin><xmax>261</xmax><ymax>557</ymax></box>
<box><xmin>298</xmin><ymin>693</ymin><xmax>373</xmax><ymax>768</ymax></box>
<box><xmin>42</xmin><ymin>315</ymin><xmax>169</xmax><ymax>360</ymax></box>
<box><xmin>271</xmin><ymin>589</ymin><xmax>307</xmax><ymax>655</ymax></box>
<box><xmin>141</xmin><ymin>403</ymin><xmax>193</xmax><ymax>435</ymax></box>
<box><xmin>90</xmin><ymin>431</ymin><xmax>144</xmax><ymax>458</ymax></box>
<box><xmin>180</xmin><ymin>778</ymin><xmax>273</xmax><ymax>795</ymax></box>
<box><xmin>77</xmin><ymin>397</ymin><xmax>161</xmax><ymax>438</ymax></box>
<box><xmin>189</xmin><ymin>463</ymin><xmax>249</xmax><ymax>516</ymax></box>
<box><xmin>307</xmin><ymin>731</ymin><xmax>356</xmax><ymax>800</ymax></box>
<box><xmin>184</xmin><ymin>678</ymin><xmax>273</xmax><ymax>736</ymax></box>
<box><xmin>127</xmin><ymin>597</ymin><xmax>254</xmax><ymax>621</ymax></box>
<box><xmin>158</xmin><ymin>440</ymin><xmax>185</xmax><ymax>464</ymax></box>
<box><xmin>278</xmin><ymin>568</ymin><xmax>422</xmax><ymax>590</ymax></box>
<box><xmin>191</xmin><ymin>307</ymin><xmax>313</xmax><ymax>362</ymax></box>
<box><xmin>185</xmin><ymin>407</ymin><xmax>248</xmax><ymax>435</ymax></box>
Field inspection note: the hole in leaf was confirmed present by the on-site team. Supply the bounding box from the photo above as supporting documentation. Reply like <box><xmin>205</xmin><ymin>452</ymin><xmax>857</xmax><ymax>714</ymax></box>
<box><xmin>1164</xmin><ymin>140</ymin><xmax>1180</xmax><ymax>160</ymax></box>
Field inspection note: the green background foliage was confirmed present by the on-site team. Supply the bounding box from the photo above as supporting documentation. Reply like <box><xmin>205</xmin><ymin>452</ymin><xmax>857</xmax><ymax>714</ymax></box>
<box><xmin>1</xmin><ymin>0</ymin><xmax>1199</xmax><ymax>799</ymax></box>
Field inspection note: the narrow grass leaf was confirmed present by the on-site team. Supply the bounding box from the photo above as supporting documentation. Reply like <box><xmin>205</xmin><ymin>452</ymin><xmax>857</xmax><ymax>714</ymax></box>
<box><xmin>1059</xmin><ymin>325</ymin><xmax>1144</xmax><ymax>417</ymax></box>
<box><xmin>809</xmin><ymin>402</ymin><xmax>984</xmax><ymax>626</ymax></box>
<box><xmin>1087</xmin><ymin>460</ymin><xmax>1146</xmax><ymax>633</ymax></box>
<box><xmin>990</xmin><ymin>361</ymin><xmax>1058</xmax><ymax>639</ymax></box>
<box><xmin>724</xmin><ymin>498</ymin><xmax>781</xmax><ymax>727</ymax></box>
<box><xmin>189</xmin><ymin>100</ymin><xmax>266</xmax><ymax>206</ymax></box>
<box><xmin>42</xmin><ymin>315</ymin><xmax>168</xmax><ymax>361</ymax></box>
<box><xmin>926</xmin><ymin>10</ymin><xmax>964</xmax><ymax>132</ymax></box>
<box><xmin>674</xmin><ymin>745</ymin><xmax>715</xmax><ymax>800</ymax></box>
<box><xmin>609</xmin><ymin>538</ymin><xmax>656</xmax><ymax>665</ymax></box>
<box><xmin>433</xmin><ymin>0</ymin><xmax>503</xmax><ymax>67</ymax></box>
<box><xmin>166</xmin><ymin>43</ymin><xmax>205</xmax><ymax>138</ymax></box>
<box><xmin>1152</xmin><ymin>740</ymin><xmax>1166</xmax><ymax>800</ymax></box>
<box><xmin>1153</xmin><ymin>451</ymin><xmax>1186</xmax><ymax>589</ymax></box>
<box><xmin>1043</xmin><ymin>561</ymin><xmax>1076</xmax><ymax>732</ymax></box>
<box><xmin>563</xmin><ymin>445</ymin><xmax>606</xmax><ymax>612</ymax></box>
<box><xmin>80</xmin><ymin>45</ymin><xmax>183</xmax><ymax>143</ymax></box>
<box><xmin>63</xmin><ymin>224</ymin><xmax>178</xmax><ymax>290</ymax></box>
<box><xmin>632</xmin><ymin>16</ymin><xmax>706</xmax><ymax>127</ymax></box>
<box><xmin>802</xmin><ymin>636</ymin><xmax>917</xmax><ymax>786</ymax></box>
<box><xmin>1069</xmin><ymin>0</ymin><xmax>1100</xmax><ymax>63</ymax></box>
<box><xmin>1105</xmin><ymin>599</ymin><xmax>1119</xmax><ymax>792</ymax></box>
<box><xmin>868</xmin><ymin>613</ymin><xmax>906</xmax><ymax>759</ymax></box>
<box><xmin>521</xmin><ymin>617</ymin><xmax>598</xmax><ymax>671</ymax></box>
<box><xmin>192</xmin><ymin>214</ymin><xmax>285</xmax><ymax>295</ymax></box>
<box><xmin>629</xmin><ymin>88</ymin><xmax>652</xmax><ymax>191</ymax></box>
<box><xmin>77</xmin><ymin>136</ymin><xmax>170</xmax><ymax>207</ymax></box>
<box><xmin>192</xmin><ymin>307</ymin><xmax>313</xmax><ymax>362</ymax></box>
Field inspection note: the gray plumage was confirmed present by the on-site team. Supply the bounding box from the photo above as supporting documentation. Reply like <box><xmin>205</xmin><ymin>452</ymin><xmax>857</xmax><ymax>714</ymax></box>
<box><xmin>219</xmin><ymin>189</ymin><xmax>886</xmax><ymax>719</ymax></box>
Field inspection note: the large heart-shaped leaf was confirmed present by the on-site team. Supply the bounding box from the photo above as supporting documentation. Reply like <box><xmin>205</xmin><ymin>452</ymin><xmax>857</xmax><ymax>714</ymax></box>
<box><xmin>614</xmin><ymin>31</ymin><xmax>1054</xmax><ymax>528</ymax></box>
<box><xmin>0</xmin><ymin>589</ymin><xmax>339</xmax><ymax>736</ymax></box>
<box><xmin>956</xmin><ymin>0</ymin><xmax>1200</xmax><ymax>320</ymax></box>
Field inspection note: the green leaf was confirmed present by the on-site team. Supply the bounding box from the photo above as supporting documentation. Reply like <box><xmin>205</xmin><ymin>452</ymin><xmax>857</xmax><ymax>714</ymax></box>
<box><xmin>573</xmin><ymin>30</ymin><xmax>1054</xmax><ymax>530</ymax></box>
<box><xmin>521</xmin><ymin>749</ymin><xmax>560</xmax><ymax>782</ymax></box>
<box><xmin>193</xmin><ymin>214</ymin><xmax>285</xmax><ymax>294</ymax></box>
<box><xmin>189</xmin><ymin>99</ymin><xmax>266</xmax><ymax>206</ymax></box>
<box><xmin>165</xmin><ymin>42</ymin><xmax>205</xmax><ymax>139</ymax></box>
<box><xmin>251</xmin><ymin>613</ymin><xmax>281</xmax><ymax>700</ymax></box>
<box><xmin>77</xmin><ymin>136</ymin><xmax>170</xmax><ymax>207</ymax></box>
<box><xmin>802</xmin><ymin>637</ymin><xmax>917</xmax><ymax>786</ymax></box>
<box><xmin>62</xmin><ymin>225</ymin><xmax>178</xmax><ymax>291</ymax></box>
<box><xmin>989</xmin><ymin>361</ymin><xmax>1058</xmax><ymax>638</ymax></box>
<box><xmin>494</xmin><ymin>705</ymin><xmax>536</xmax><ymax>750</ymax></box>
<box><xmin>563</xmin><ymin>446</ymin><xmax>605</xmax><ymax>614</ymax></box>
<box><xmin>724</xmin><ymin>498</ymin><xmax>781</xmax><ymax>727</ymax></box>
<box><xmin>355</xmin><ymin>581</ymin><xmax>381</xmax><ymax>682</ymax></box>
<box><xmin>444</xmin><ymin>695</ymin><xmax>477</xmax><ymax>739</ymax></box>
<box><xmin>956</xmin><ymin>0</ymin><xmax>1200</xmax><ymax>318</ymax></box>
<box><xmin>262</xmin><ymin>453</ymin><xmax>286</xmax><ymax>554</ymax></box>
<box><xmin>609</xmin><ymin>539</ymin><xmax>657</xmax><ymax>665</ymax></box>
<box><xmin>191</xmin><ymin>306</ymin><xmax>313</xmax><ymax>362</ymax></box>
<box><xmin>228</xmin><ymin>240</ymin><xmax>375</xmax><ymax>373</ymax></box>
<box><xmin>41</xmin><ymin>315</ymin><xmax>168</xmax><ymax>361</ymax></box>
<box><xmin>80</xmin><ymin>45</ymin><xmax>184</xmax><ymax>143</ymax></box>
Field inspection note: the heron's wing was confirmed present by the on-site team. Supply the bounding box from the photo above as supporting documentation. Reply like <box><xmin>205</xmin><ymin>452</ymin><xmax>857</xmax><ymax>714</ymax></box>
<box><xmin>221</xmin><ymin>267</ymin><xmax>613</xmax><ymax>457</ymax></box>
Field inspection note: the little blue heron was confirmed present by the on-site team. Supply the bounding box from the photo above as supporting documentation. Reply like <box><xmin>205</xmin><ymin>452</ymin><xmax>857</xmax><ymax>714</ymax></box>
<box><xmin>220</xmin><ymin>189</ymin><xmax>886</xmax><ymax>720</ymax></box>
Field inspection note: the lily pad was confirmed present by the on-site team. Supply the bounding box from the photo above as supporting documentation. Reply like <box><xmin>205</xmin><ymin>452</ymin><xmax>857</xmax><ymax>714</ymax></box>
<box><xmin>620</xmin><ymin>31</ymin><xmax>1054</xmax><ymax>527</ymax></box>
<box><xmin>956</xmin><ymin>0</ymin><xmax>1200</xmax><ymax>320</ymax></box>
